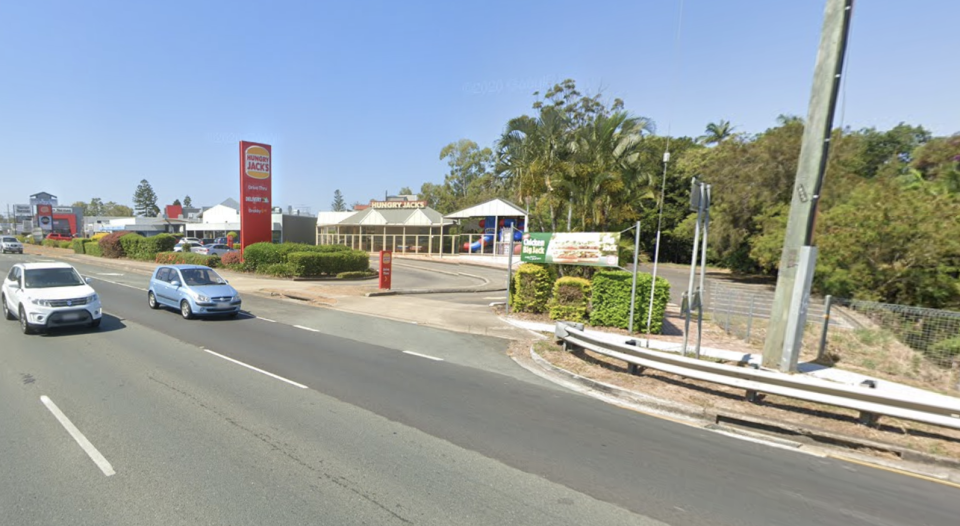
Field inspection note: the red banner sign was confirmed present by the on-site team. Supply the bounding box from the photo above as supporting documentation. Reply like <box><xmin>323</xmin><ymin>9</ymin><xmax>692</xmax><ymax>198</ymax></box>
<box><xmin>36</xmin><ymin>204</ymin><xmax>54</xmax><ymax>231</ymax></box>
<box><xmin>239</xmin><ymin>141</ymin><xmax>272</xmax><ymax>252</ymax></box>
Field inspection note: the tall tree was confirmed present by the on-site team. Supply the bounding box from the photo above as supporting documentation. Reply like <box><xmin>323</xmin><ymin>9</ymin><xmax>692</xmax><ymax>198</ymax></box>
<box><xmin>133</xmin><ymin>179</ymin><xmax>160</xmax><ymax>217</ymax></box>
<box><xmin>102</xmin><ymin>202</ymin><xmax>133</xmax><ymax>216</ymax></box>
<box><xmin>698</xmin><ymin>120</ymin><xmax>735</xmax><ymax>145</ymax></box>
<box><xmin>331</xmin><ymin>189</ymin><xmax>347</xmax><ymax>211</ymax></box>
<box><xmin>183</xmin><ymin>195</ymin><xmax>192</xmax><ymax>207</ymax></box>
<box><xmin>172</xmin><ymin>198</ymin><xmax>182</xmax><ymax>206</ymax></box>
<box><xmin>439</xmin><ymin>139</ymin><xmax>494</xmax><ymax>207</ymax></box>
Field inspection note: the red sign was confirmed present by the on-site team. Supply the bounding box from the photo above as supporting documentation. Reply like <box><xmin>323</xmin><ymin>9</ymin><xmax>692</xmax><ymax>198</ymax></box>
<box><xmin>379</xmin><ymin>250</ymin><xmax>392</xmax><ymax>290</ymax></box>
<box><xmin>36</xmin><ymin>204</ymin><xmax>54</xmax><ymax>231</ymax></box>
<box><xmin>239</xmin><ymin>141</ymin><xmax>272</xmax><ymax>253</ymax></box>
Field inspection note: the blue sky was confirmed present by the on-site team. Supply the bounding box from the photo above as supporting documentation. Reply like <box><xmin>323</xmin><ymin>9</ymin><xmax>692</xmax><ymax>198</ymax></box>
<box><xmin>1</xmin><ymin>0</ymin><xmax>957</xmax><ymax>215</ymax></box>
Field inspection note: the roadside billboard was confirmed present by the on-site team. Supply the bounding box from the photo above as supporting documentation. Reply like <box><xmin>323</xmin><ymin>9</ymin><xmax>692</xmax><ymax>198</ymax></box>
<box><xmin>36</xmin><ymin>204</ymin><xmax>53</xmax><ymax>231</ymax></box>
<box><xmin>239</xmin><ymin>141</ymin><xmax>272</xmax><ymax>251</ymax></box>
<box><xmin>520</xmin><ymin>232</ymin><xmax>620</xmax><ymax>267</ymax></box>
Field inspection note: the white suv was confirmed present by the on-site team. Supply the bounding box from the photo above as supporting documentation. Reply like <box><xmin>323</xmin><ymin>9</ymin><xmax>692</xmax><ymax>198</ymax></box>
<box><xmin>1</xmin><ymin>236</ymin><xmax>23</xmax><ymax>254</ymax></box>
<box><xmin>2</xmin><ymin>262</ymin><xmax>102</xmax><ymax>334</ymax></box>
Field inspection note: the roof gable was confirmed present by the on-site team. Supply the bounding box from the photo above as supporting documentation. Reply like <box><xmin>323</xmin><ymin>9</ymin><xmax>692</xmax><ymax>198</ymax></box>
<box><xmin>445</xmin><ymin>198</ymin><xmax>527</xmax><ymax>219</ymax></box>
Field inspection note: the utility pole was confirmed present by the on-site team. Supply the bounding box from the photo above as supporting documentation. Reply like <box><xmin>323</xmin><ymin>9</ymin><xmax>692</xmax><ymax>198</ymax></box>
<box><xmin>763</xmin><ymin>0</ymin><xmax>853</xmax><ymax>371</ymax></box>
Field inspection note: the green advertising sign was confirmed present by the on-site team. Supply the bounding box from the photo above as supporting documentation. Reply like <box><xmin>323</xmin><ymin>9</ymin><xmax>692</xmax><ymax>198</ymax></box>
<box><xmin>520</xmin><ymin>232</ymin><xmax>620</xmax><ymax>267</ymax></box>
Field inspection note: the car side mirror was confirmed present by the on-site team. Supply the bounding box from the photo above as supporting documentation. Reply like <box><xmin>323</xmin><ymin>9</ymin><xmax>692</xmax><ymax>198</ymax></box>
<box><xmin>85</xmin><ymin>277</ymin><xmax>92</xmax><ymax>283</ymax></box>
<box><xmin>171</xmin><ymin>280</ymin><xmax>181</xmax><ymax>288</ymax></box>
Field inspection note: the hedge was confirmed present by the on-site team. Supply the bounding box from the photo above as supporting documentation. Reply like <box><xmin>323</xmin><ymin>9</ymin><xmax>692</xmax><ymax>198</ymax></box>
<box><xmin>242</xmin><ymin>242</ymin><xmax>354</xmax><ymax>271</ymax></box>
<box><xmin>119</xmin><ymin>233</ymin><xmax>145</xmax><ymax>259</ymax></box>
<box><xmin>41</xmin><ymin>239</ymin><xmax>60</xmax><ymax>248</ymax></box>
<box><xmin>84</xmin><ymin>241</ymin><xmax>102</xmax><ymax>257</ymax></box>
<box><xmin>590</xmin><ymin>270</ymin><xmax>670</xmax><ymax>333</ymax></box>
<box><xmin>511</xmin><ymin>263</ymin><xmax>553</xmax><ymax>314</ymax></box>
<box><xmin>99</xmin><ymin>231</ymin><xmax>132</xmax><ymax>258</ymax></box>
<box><xmin>154</xmin><ymin>252</ymin><xmax>221</xmax><ymax>267</ymax></box>
<box><xmin>71</xmin><ymin>238</ymin><xmax>86</xmax><ymax>254</ymax></box>
<box><xmin>548</xmin><ymin>277</ymin><xmax>591</xmax><ymax>323</ymax></box>
<box><xmin>260</xmin><ymin>262</ymin><xmax>295</xmax><ymax>278</ymax></box>
<box><xmin>287</xmin><ymin>250</ymin><xmax>369</xmax><ymax>277</ymax></box>
<box><xmin>141</xmin><ymin>234</ymin><xmax>178</xmax><ymax>258</ymax></box>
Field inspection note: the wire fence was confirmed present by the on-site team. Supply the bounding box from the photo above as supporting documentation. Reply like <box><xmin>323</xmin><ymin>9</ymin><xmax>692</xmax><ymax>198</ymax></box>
<box><xmin>705</xmin><ymin>282</ymin><xmax>960</xmax><ymax>391</ymax></box>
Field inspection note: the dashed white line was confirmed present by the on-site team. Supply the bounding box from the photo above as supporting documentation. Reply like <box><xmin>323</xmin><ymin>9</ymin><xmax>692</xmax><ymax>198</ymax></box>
<box><xmin>202</xmin><ymin>349</ymin><xmax>308</xmax><ymax>389</ymax></box>
<box><xmin>402</xmin><ymin>351</ymin><xmax>444</xmax><ymax>362</ymax></box>
<box><xmin>88</xmin><ymin>276</ymin><xmax>146</xmax><ymax>291</ymax></box>
<box><xmin>40</xmin><ymin>396</ymin><xmax>116</xmax><ymax>476</ymax></box>
<box><xmin>257</xmin><ymin>317</ymin><xmax>277</xmax><ymax>323</ymax></box>
<box><xmin>293</xmin><ymin>324</ymin><xmax>319</xmax><ymax>332</ymax></box>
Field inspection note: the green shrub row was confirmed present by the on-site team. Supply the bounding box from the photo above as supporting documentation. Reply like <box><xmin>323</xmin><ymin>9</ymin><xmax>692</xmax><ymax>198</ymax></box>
<box><xmin>71</xmin><ymin>238</ymin><xmax>86</xmax><ymax>254</ymax></box>
<box><xmin>154</xmin><ymin>251</ymin><xmax>221</xmax><ymax>267</ymax></box>
<box><xmin>511</xmin><ymin>267</ymin><xmax>671</xmax><ymax>334</ymax></box>
<box><xmin>83</xmin><ymin>241</ymin><xmax>102</xmax><ymax>257</ymax></box>
<box><xmin>242</xmin><ymin>242</ymin><xmax>353</xmax><ymax>270</ymax></box>
<box><xmin>119</xmin><ymin>233</ymin><xmax>178</xmax><ymax>260</ymax></box>
<box><xmin>287</xmin><ymin>251</ymin><xmax>369</xmax><ymax>277</ymax></box>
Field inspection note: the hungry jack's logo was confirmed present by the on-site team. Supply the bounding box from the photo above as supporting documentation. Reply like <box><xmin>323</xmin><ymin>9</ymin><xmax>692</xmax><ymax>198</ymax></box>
<box><xmin>244</xmin><ymin>145</ymin><xmax>271</xmax><ymax>179</ymax></box>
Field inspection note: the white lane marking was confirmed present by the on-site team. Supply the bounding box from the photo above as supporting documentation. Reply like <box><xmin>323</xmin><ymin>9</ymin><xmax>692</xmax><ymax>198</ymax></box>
<box><xmin>202</xmin><ymin>349</ymin><xmax>308</xmax><ymax>389</ymax></box>
<box><xmin>88</xmin><ymin>276</ymin><xmax>147</xmax><ymax>291</ymax></box>
<box><xmin>257</xmin><ymin>317</ymin><xmax>277</xmax><ymax>323</ymax></box>
<box><xmin>39</xmin><ymin>396</ymin><xmax>116</xmax><ymax>476</ymax></box>
<box><xmin>293</xmin><ymin>324</ymin><xmax>319</xmax><ymax>332</ymax></box>
<box><xmin>402</xmin><ymin>351</ymin><xmax>444</xmax><ymax>362</ymax></box>
<box><xmin>96</xmin><ymin>273</ymin><xmax>124</xmax><ymax>276</ymax></box>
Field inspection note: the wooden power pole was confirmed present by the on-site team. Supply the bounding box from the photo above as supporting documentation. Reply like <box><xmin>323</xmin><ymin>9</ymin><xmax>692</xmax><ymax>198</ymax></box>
<box><xmin>763</xmin><ymin>0</ymin><xmax>854</xmax><ymax>371</ymax></box>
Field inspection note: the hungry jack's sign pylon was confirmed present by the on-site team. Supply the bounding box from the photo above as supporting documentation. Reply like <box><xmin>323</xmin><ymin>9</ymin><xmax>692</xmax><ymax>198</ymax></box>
<box><xmin>239</xmin><ymin>141</ymin><xmax>272</xmax><ymax>252</ymax></box>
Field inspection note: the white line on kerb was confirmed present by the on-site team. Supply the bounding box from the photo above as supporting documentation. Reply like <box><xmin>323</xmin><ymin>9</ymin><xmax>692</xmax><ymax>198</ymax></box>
<box><xmin>202</xmin><ymin>349</ymin><xmax>308</xmax><ymax>389</ymax></box>
<box><xmin>293</xmin><ymin>325</ymin><xmax>319</xmax><ymax>332</ymax></box>
<box><xmin>39</xmin><ymin>396</ymin><xmax>116</xmax><ymax>476</ymax></box>
<box><xmin>403</xmin><ymin>351</ymin><xmax>444</xmax><ymax>362</ymax></box>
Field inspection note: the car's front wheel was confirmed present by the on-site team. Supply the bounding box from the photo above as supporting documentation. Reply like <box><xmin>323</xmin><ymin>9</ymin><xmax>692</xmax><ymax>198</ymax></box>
<box><xmin>89</xmin><ymin>318</ymin><xmax>101</xmax><ymax>329</ymax></box>
<box><xmin>148</xmin><ymin>291</ymin><xmax>159</xmax><ymax>309</ymax></box>
<box><xmin>180</xmin><ymin>300</ymin><xmax>194</xmax><ymax>320</ymax></box>
<box><xmin>19</xmin><ymin>306</ymin><xmax>33</xmax><ymax>334</ymax></box>
<box><xmin>2</xmin><ymin>294</ymin><xmax>14</xmax><ymax>320</ymax></box>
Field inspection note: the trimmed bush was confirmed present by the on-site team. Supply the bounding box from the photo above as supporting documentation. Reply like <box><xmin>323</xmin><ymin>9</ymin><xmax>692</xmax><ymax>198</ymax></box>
<box><xmin>140</xmin><ymin>234</ymin><xmax>178</xmax><ymax>258</ymax></box>
<box><xmin>99</xmin><ymin>231</ymin><xmax>132</xmax><ymax>258</ymax></box>
<box><xmin>71</xmin><ymin>238</ymin><xmax>86</xmax><ymax>254</ymax></box>
<box><xmin>220</xmin><ymin>251</ymin><xmax>242</xmax><ymax>266</ymax></box>
<box><xmin>548</xmin><ymin>277</ymin><xmax>591</xmax><ymax>323</ymax></box>
<box><xmin>42</xmin><ymin>239</ymin><xmax>60</xmax><ymax>248</ymax></box>
<box><xmin>84</xmin><ymin>241</ymin><xmax>102</xmax><ymax>257</ymax></box>
<box><xmin>91</xmin><ymin>232</ymin><xmax>110</xmax><ymax>241</ymax></box>
<box><xmin>260</xmin><ymin>262</ymin><xmax>295</xmax><ymax>278</ymax></box>
<box><xmin>154</xmin><ymin>252</ymin><xmax>221</xmax><ymax>267</ymax></box>
<box><xmin>242</xmin><ymin>242</ymin><xmax>355</xmax><ymax>272</ymax></box>
<box><xmin>59</xmin><ymin>240</ymin><xmax>73</xmax><ymax>249</ymax></box>
<box><xmin>119</xmin><ymin>233</ymin><xmax>146</xmax><ymax>259</ymax></box>
<box><xmin>336</xmin><ymin>270</ymin><xmax>378</xmax><ymax>279</ymax></box>
<box><xmin>590</xmin><ymin>270</ymin><xmax>670</xmax><ymax>333</ymax></box>
<box><xmin>511</xmin><ymin>263</ymin><xmax>553</xmax><ymax>314</ymax></box>
<box><xmin>287</xmin><ymin>250</ymin><xmax>369</xmax><ymax>277</ymax></box>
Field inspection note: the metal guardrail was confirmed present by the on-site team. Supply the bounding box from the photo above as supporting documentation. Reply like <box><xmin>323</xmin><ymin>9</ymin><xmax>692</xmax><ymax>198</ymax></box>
<box><xmin>556</xmin><ymin>323</ymin><xmax>960</xmax><ymax>431</ymax></box>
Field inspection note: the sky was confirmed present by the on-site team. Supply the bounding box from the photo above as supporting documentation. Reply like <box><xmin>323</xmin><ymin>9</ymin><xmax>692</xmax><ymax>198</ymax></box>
<box><xmin>1</xmin><ymin>0</ymin><xmax>958</xmax><ymax>215</ymax></box>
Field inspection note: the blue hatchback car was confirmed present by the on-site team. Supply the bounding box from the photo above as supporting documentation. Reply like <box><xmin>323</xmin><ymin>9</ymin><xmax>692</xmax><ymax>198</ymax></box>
<box><xmin>147</xmin><ymin>265</ymin><xmax>242</xmax><ymax>319</ymax></box>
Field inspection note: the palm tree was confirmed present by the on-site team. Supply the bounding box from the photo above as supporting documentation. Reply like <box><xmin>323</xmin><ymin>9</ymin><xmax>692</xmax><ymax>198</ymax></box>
<box><xmin>699</xmin><ymin>119</ymin><xmax>736</xmax><ymax>145</ymax></box>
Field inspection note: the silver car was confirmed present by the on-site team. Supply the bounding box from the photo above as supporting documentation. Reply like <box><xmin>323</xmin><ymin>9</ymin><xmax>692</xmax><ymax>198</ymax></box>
<box><xmin>1</xmin><ymin>236</ymin><xmax>23</xmax><ymax>254</ymax></box>
<box><xmin>192</xmin><ymin>244</ymin><xmax>236</xmax><ymax>256</ymax></box>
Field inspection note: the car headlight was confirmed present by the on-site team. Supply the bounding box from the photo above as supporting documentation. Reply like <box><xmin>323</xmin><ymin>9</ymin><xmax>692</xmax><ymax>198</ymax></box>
<box><xmin>196</xmin><ymin>294</ymin><xmax>209</xmax><ymax>302</ymax></box>
<box><xmin>29</xmin><ymin>297</ymin><xmax>52</xmax><ymax>307</ymax></box>
<box><xmin>87</xmin><ymin>293</ymin><xmax>99</xmax><ymax>303</ymax></box>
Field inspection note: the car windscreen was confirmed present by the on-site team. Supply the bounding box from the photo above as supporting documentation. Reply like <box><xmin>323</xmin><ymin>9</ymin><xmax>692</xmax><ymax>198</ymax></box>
<box><xmin>179</xmin><ymin>268</ymin><xmax>226</xmax><ymax>286</ymax></box>
<box><xmin>2</xmin><ymin>237</ymin><xmax>17</xmax><ymax>242</ymax></box>
<box><xmin>24</xmin><ymin>268</ymin><xmax>85</xmax><ymax>288</ymax></box>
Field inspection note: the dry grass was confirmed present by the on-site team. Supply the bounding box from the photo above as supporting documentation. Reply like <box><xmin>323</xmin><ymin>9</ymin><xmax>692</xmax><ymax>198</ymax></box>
<box><xmin>532</xmin><ymin>339</ymin><xmax>960</xmax><ymax>460</ymax></box>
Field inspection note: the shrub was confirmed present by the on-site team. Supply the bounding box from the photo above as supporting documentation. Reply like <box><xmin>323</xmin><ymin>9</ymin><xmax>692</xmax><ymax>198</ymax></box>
<box><xmin>71</xmin><ymin>238</ymin><xmax>86</xmax><ymax>254</ymax></box>
<box><xmin>84</xmin><ymin>241</ymin><xmax>102</xmax><ymax>257</ymax></box>
<box><xmin>287</xmin><ymin>250</ymin><xmax>369</xmax><ymax>277</ymax></box>
<box><xmin>119</xmin><ymin>233</ymin><xmax>145</xmax><ymax>259</ymax></box>
<box><xmin>242</xmin><ymin>242</ymin><xmax>354</xmax><ymax>271</ymax></box>
<box><xmin>590</xmin><ymin>270</ymin><xmax>670</xmax><ymax>333</ymax></box>
<box><xmin>60</xmin><ymin>240</ymin><xmax>74</xmax><ymax>249</ymax></box>
<box><xmin>140</xmin><ymin>234</ymin><xmax>178</xmax><ymax>258</ymax></box>
<box><xmin>154</xmin><ymin>252</ymin><xmax>221</xmax><ymax>267</ymax></box>
<box><xmin>42</xmin><ymin>239</ymin><xmax>60</xmax><ymax>248</ymax></box>
<box><xmin>548</xmin><ymin>277</ymin><xmax>592</xmax><ymax>323</ymax></box>
<box><xmin>511</xmin><ymin>263</ymin><xmax>553</xmax><ymax>314</ymax></box>
<box><xmin>220</xmin><ymin>251</ymin><xmax>242</xmax><ymax>266</ymax></box>
<box><xmin>260</xmin><ymin>262</ymin><xmax>295</xmax><ymax>278</ymax></box>
<box><xmin>91</xmin><ymin>232</ymin><xmax>110</xmax><ymax>241</ymax></box>
<box><xmin>99</xmin><ymin>231</ymin><xmax>132</xmax><ymax>258</ymax></box>
<box><xmin>337</xmin><ymin>270</ymin><xmax>378</xmax><ymax>279</ymax></box>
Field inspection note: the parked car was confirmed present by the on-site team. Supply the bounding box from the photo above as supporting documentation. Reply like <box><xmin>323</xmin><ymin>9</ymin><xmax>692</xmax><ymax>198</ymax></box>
<box><xmin>193</xmin><ymin>244</ymin><xmax>236</xmax><ymax>256</ymax></box>
<box><xmin>147</xmin><ymin>265</ymin><xmax>241</xmax><ymax>319</ymax></box>
<box><xmin>1</xmin><ymin>236</ymin><xmax>23</xmax><ymax>254</ymax></box>
<box><xmin>201</xmin><ymin>238</ymin><xmax>215</xmax><ymax>246</ymax></box>
<box><xmin>173</xmin><ymin>241</ymin><xmax>201</xmax><ymax>253</ymax></box>
<box><xmin>45</xmin><ymin>232</ymin><xmax>73</xmax><ymax>242</ymax></box>
<box><xmin>179</xmin><ymin>237</ymin><xmax>203</xmax><ymax>245</ymax></box>
<box><xmin>213</xmin><ymin>237</ymin><xmax>231</xmax><ymax>245</ymax></box>
<box><xmin>2</xmin><ymin>262</ymin><xmax>102</xmax><ymax>334</ymax></box>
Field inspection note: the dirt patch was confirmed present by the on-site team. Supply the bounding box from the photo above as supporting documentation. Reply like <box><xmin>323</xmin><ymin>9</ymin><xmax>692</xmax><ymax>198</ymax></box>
<box><xmin>532</xmin><ymin>339</ymin><xmax>960</xmax><ymax>460</ymax></box>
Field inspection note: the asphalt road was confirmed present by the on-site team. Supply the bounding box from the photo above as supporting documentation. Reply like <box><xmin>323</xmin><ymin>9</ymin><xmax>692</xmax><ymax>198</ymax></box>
<box><xmin>1</xmin><ymin>253</ymin><xmax>957</xmax><ymax>526</ymax></box>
